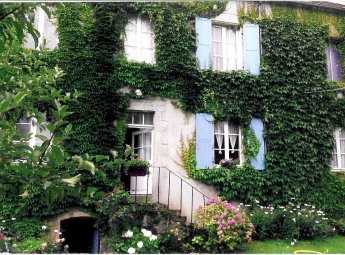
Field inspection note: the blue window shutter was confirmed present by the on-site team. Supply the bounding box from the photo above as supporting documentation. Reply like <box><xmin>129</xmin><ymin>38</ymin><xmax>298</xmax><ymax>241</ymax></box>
<box><xmin>196</xmin><ymin>113</ymin><xmax>213</xmax><ymax>169</ymax></box>
<box><xmin>249</xmin><ymin>118</ymin><xmax>265</xmax><ymax>170</ymax></box>
<box><xmin>243</xmin><ymin>23</ymin><xmax>260</xmax><ymax>75</ymax></box>
<box><xmin>195</xmin><ymin>17</ymin><xmax>212</xmax><ymax>69</ymax></box>
<box><xmin>326</xmin><ymin>45</ymin><xmax>332</xmax><ymax>80</ymax></box>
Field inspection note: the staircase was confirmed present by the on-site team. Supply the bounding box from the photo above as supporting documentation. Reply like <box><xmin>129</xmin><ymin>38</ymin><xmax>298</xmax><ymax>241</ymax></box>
<box><xmin>130</xmin><ymin>166</ymin><xmax>210</xmax><ymax>224</ymax></box>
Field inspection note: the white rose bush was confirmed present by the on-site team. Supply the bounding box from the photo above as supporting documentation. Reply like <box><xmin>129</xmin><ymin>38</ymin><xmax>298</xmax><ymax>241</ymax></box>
<box><xmin>110</xmin><ymin>228</ymin><xmax>159</xmax><ymax>254</ymax></box>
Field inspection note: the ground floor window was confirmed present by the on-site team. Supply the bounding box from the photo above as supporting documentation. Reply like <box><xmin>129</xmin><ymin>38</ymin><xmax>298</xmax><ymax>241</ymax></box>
<box><xmin>213</xmin><ymin>121</ymin><xmax>242</xmax><ymax>165</ymax></box>
<box><xmin>332</xmin><ymin>128</ymin><xmax>345</xmax><ymax>170</ymax></box>
<box><xmin>125</xmin><ymin>111</ymin><xmax>154</xmax><ymax>194</ymax></box>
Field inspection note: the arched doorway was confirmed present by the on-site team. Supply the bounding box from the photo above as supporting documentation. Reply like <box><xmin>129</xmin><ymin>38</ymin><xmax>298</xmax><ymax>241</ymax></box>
<box><xmin>60</xmin><ymin>217</ymin><xmax>99</xmax><ymax>253</ymax></box>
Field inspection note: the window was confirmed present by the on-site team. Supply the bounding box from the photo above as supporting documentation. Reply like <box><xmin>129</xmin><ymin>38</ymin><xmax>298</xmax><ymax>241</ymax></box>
<box><xmin>326</xmin><ymin>43</ymin><xmax>342</xmax><ymax>81</ymax></box>
<box><xmin>213</xmin><ymin>121</ymin><xmax>242</xmax><ymax>165</ymax></box>
<box><xmin>332</xmin><ymin>128</ymin><xmax>345</xmax><ymax>170</ymax></box>
<box><xmin>126</xmin><ymin>111</ymin><xmax>154</xmax><ymax>128</ymax></box>
<box><xmin>212</xmin><ymin>25</ymin><xmax>243</xmax><ymax>71</ymax></box>
<box><xmin>24</xmin><ymin>7</ymin><xmax>58</xmax><ymax>50</ymax></box>
<box><xmin>124</xmin><ymin>17</ymin><xmax>154</xmax><ymax>63</ymax></box>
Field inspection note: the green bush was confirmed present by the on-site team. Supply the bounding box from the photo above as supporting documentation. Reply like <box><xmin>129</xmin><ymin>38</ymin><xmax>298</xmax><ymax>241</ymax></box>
<box><xmin>251</xmin><ymin>202</ymin><xmax>335</xmax><ymax>240</ymax></box>
<box><xmin>105</xmin><ymin>228</ymin><xmax>159</xmax><ymax>254</ymax></box>
<box><xmin>3</xmin><ymin>218</ymin><xmax>45</xmax><ymax>240</ymax></box>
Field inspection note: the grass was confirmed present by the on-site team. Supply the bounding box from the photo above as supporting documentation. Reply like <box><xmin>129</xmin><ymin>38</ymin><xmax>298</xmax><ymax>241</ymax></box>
<box><xmin>242</xmin><ymin>236</ymin><xmax>345</xmax><ymax>254</ymax></box>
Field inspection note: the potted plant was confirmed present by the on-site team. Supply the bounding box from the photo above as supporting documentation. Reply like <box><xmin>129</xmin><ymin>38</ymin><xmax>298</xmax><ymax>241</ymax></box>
<box><xmin>125</xmin><ymin>159</ymin><xmax>149</xmax><ymax>176</ymax></box>
<box><xmin>111</xmin><ymin>145</ymin><xmax>149</xmax><ymax>177</ymax></box>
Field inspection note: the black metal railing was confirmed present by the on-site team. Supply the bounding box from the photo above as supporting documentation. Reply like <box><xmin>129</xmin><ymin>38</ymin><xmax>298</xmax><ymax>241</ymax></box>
<box><xmin>130</xmin><ymin>166</ymin><xmax>209</xmax><ymax>223</ymax></box>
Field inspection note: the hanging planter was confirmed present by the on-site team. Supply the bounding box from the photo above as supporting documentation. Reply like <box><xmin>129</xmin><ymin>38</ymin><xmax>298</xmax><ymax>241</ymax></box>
<box><xmin>125</xmin><ymin>159</ymin><xmax>149</xmax><ymax>176</ymax></box>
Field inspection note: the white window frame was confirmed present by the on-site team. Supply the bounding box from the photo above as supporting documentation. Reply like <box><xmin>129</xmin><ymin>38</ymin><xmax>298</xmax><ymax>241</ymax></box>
<box><xmin>213</xmin><ymin>121</ymin><xmax>243</xmax><ymax>166</ymax></box>
<box><xmin>332</xmin><ymin>128</ymin><xmax>345</xmax><ymax>171</ymax></box>
<box><xmin>124</xmin><ymin>16</ymin><xmax>155</xmax><ymax>64</ymax></box>
<box><xmin>126</xmin><ymin>111</ymin><xmax>154</xmax><ymax>129</ymax></box>
<box><xmin>211</xmin><ymin>24</ymin><xmax>243</xmax><ymax>72</ymax></box>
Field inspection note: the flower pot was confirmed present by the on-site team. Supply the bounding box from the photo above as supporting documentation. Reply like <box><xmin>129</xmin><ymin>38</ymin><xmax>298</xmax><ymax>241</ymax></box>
<box><xmin>127</xmin><ymin>169</ymin><xmax>147</xmax><ymax>176</ymax></box>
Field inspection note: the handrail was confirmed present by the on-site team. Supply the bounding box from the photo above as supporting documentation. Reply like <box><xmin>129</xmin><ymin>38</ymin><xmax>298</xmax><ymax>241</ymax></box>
<box><xmin>153</xmin><ymin>166</ymin><xmax>210</xmax><ymax>200</ymax></box>
<box><xmin>131</xmin><ymin>166</ymin><xmax>210</xmax><ymax>223</ymax></box>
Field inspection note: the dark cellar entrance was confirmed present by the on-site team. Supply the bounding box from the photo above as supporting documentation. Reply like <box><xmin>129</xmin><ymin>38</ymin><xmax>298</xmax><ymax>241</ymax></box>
<box><xmin>60</xmin><ymin>217</ymin><xmax>99</xmax><ymax>253</ymax></box>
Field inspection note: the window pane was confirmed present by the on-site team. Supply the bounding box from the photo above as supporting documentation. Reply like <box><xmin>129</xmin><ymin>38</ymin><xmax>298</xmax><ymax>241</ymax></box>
<box><xmin>143</xmin><ymin>132</ymin><xmax>151</xmax><ymax>146</ymax></box>
<box><xmin>228</xmin><ymin>121</ymin><xmax>239</xmax><ymax>134</ymax></box>
<box><xmin>214</xmin><ymin>149</ymin><xmax>225</xmax><ymax>165</ymax></box>
<box><xmin>126</xmin><ymin>113</ymin><xmax>133</xmax><ymax>124</ymax></box>
<box><xmin>141</xmin><ymin>19</ymin><xmax>152</xmax><ymax>33</ymax></box>
<box><xmin>340</xmin><ymin>140</ymin><xmax>345</xmax><ymax>153</ymax></box>
<box><xmin>133</xmin><ymin>112</ymin><xmax>143</xmax><ymax>125</ymax></box>
<box><xmin>339</xmin><ymin>129</ymin><xmax>345</xmax><ymax>138</ymax></box>
<box><xmin>226</xmin><ymin>29</ymin><xmax>236</xmax><ymax>70</ymax></box>
<box><xmin>212</xmin><ymin>27</ymin><xmax>223</xmax><ymax>70</ymax></box>
<box><xmin>143</xmin><ymin>113</ymin><xmax>154</xmax><ymax>125</ymax></box>
<box><xmin>134</xmin><ymin>134</ymin><xmax>141</xmax><ymax>148</ymax></box>
<box><xmin>332</xmin><ymin>154</ymin><xmax>338</xmax><ymax>168</ymax></box>
<box><xmin>144</xmin><ymin>147</ymin><xmax>151</xmax><ymax>161</ymax></box>
<box><xmin>229</xmin><ymin>135</ymin><xmax>239</xmax><ymax>151</ymax></box>
<box><xmin>141</xmin><ymin>32</ymin><xmax>153</xmax><ymax>49</ymax></box>
<box><xmin>229</xmin><ymin>150</ymin><xmax>239</xmax><ymax>161</ymax></box>
<box><xmin>142</xmin><ymin>49</ymin><xmax>153</xmax><ymax>63</ymax></box>
<box><xmin>341</xmin><ymin>155</ymin><xmax>345</xmax><ymax>168</ymax></box>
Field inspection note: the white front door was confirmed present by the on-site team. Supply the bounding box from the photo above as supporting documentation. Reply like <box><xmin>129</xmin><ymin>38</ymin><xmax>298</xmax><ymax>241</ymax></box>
<box><xmin>130</xmin><ymin>130</ymin><xmax>153</xmax><ymax>194</ymax></box>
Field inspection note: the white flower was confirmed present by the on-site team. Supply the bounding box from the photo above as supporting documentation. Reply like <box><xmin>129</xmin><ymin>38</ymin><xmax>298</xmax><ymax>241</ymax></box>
<box><xmin>2</xmin><ymin>220</ymin><xmax>5</xmax><ymax>223</ymax></box>
<box><xmin>11</xmin><ymin>218</ymin><xmax>16</xmax><ymax>221</ymax></box>
<box><xmin>61</xmin><ymin>238</ymin><xmax>65</xmax><ymax>242</ymax></box>
<box><xmin>264</xmin><ymin>212</ymin><xmax>268</xmax><ymax>215</ymax></box>
<box><xmin>150</xmin><ymin>235</ymin><xmax>157</xmax><ymax>241</ymax></box>
<box><xmin>240</xmin><ymin>203</ymin><xmax>244</xmax><ymax>206</ymax></box>
<box><xmin>12</xmin><ymin>244</ymin><xmax>17</xmax><ymax>247</ymax></box>
<box><xmin>245</xmin><ymin>204</ymin><xmax>251</xmax><ymax>207</ymax></box>
<box><xmin>213</xmin><ymin>4</ymin><xmax>217</xmax><ymax>10</ymax></box>
<box><xmin>298</xmin><ymin>212</ymin><xmax>301</xmax><ymax>215</ymax></box>
<box><xmin>315</xmin><ymin>221</ymin><xmax>320</xmax><ymax>224</ymax></box>
<box><xmin>127</xmin><ymin>247</ymin><xmax>136</xmax><ymax>254</ymax></box>
<box><xmin>292</xmin><ymin>218</ymin><xmax>296</xmax><ymax>222</ymax></box>
<box><xmin>135</xmin><ymin>89</ymin><xmax>142</xmax><ymax>96</ymax></box>
<box><xmin>137</xmin><ymin>241</ymin><xmax>143</xmax><ymax>248</ymax></box>
<box><xmin>291</xmin><ymin>241</ymin><xmax>295</xmax><ymax>246</ymax></box>
<box><xmin>122</xmin><ymin>230</ymin><xmax>133</xmax><ymax>238</ymax></box>
<box><xmin>42</xmin><ymin>225</ymin><xmax>47</xmax><ymax>230</ymax></box>
<box><xmin>141</xmin><ymin>228</ymin><xmax>152</xmax><ymax>238</ymax></box>
<box><xmin>255</xmin><ymin>200</ymin><xmax>260</xmax><ymax>204</ymax></box>
<box><xmin>54</xmin><ymin>229</ymin><xmax>59</xmax><ymax>233</ymax></box>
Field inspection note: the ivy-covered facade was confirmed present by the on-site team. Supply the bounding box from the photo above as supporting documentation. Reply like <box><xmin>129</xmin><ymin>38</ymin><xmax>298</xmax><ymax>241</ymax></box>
<box><xmin>27</xmin><ymin>1</ymin><xmax>345</xmax><ymax>221</ymax></box>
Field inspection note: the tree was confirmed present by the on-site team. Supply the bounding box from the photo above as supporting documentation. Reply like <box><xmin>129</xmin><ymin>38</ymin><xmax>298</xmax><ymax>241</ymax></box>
<box><xmin>0</xmin><ymin>3</ymin><xmax>96</xmax><ymax>216</ymax></box>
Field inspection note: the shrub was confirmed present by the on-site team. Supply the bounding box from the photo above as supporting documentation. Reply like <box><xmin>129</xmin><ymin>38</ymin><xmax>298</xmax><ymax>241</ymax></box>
<box><xmin>105</xmin><ymin>228</ymin><xmax>159</xmax><ymax>254</ymax></box>
<box><xmin>251</xmin><ymin>201</ymin><xmax>335</xmax><ymax>240</ymax></box>
<box><xmin>193</xmin><ymin>197</ymin><xmax>254</xmax><ymax>252</ymax></box>
<box><xmin>12</xmin><ymin>237</ymin><xmax>63</xmax><ymax>254</ymax></box>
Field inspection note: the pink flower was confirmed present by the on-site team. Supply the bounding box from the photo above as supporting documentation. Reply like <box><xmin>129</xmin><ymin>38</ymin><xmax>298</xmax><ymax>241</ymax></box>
<box><xmin>212</xmin><ymin>215</ymin><xmax>219</xmax><ymax>220</ymax></box>
<box><xmin>249</xmin><ymin>223</ymin><xmax>254</xmax><ymax>228</ymax></box>
<box><xmin>233</xmin><ymin>232</ymin><xmax>238</xmax><ymax>236</ymax></box>
<box><xmin>200</xmin><ymin>210</ymin><xmax>205</xmax><ymax>215</ymax></box>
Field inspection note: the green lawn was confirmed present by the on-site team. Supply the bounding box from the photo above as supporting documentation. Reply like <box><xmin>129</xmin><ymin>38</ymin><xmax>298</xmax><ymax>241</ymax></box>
<box><xmin>242</xmin><ymin>236</ymin><xmax>345</xmax><ymax>254</ymax></box>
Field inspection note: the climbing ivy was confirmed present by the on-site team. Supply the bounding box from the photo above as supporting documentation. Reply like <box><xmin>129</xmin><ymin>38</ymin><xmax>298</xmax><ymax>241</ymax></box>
<box><xmin>53</xmin><ymin>3</ymin><xmax>345</xmax><ymax>219</ymax></box>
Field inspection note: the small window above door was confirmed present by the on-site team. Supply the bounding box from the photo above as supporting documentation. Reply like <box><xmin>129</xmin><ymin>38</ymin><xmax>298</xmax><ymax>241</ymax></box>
<box><xmin>126</xmin><ymin>112</ymin><xmax>154</xmax><ymax>128</ymax></box>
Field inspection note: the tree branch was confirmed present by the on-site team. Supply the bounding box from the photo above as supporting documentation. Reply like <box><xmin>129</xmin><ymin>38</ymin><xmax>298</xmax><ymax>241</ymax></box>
<box><xmin>0</xmin><ymin>5</ymin><xmax>23</xmax><ymax>21</ymax></box>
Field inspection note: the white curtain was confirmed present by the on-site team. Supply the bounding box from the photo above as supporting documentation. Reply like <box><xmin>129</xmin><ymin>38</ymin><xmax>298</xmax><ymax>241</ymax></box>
<box><xmin>214</xmin><ymin>122</ymin><xmax>224</xmax><ymax>154</ymax></box>
<box><xmin>228</xmin><ymin>122</ymin><xmax>239</xmax><ymax>153</ymax></box>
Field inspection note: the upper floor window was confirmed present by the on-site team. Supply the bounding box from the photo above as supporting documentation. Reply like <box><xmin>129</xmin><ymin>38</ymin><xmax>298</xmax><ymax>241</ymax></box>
<box><xmin>24</xmin><ymin>7</ymin><xmax>58</xmax><ymax>50</ymax></box>
<box><xmin>332</xmin><ymin>128</ymin><xmax>345</xmax><ymax>170</ymax></box>
<box><xmin>212</xmin><ymin>25</ymin><xmax>243</xmax><ymax>71</ymax></box>
<box><xmin>213</xmin><ymin>121</ymin><xmax>242</xmax><ymax>165</ymax></box>
<box><xmin>124</xmin><ymin>17</ymin><xmax>154</xmax><ymax>64</ymax></box>
<box><xmin>326</xmin><ymin>43</ymin><xmax>342</xmax><ymax>81</ymax></box>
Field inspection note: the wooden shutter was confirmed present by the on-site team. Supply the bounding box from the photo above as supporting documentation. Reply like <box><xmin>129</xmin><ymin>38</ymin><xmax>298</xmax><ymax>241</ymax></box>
<box><xmin>243</xmin><ymin>23</ymin><xmax>260</xmax><ymax>75</ymax></box>
<box><xmin>249</xmin><ymin>118</ymin><xmax>265</xmax><ymax>170</ymax></box>
<box><xmin>196</xmin><ymin>113</ymin><xmax>213</xmax><ymax>169</ymax></box>
<box><xmin>195</xmin><ymin>17</ymin><xmax>212</xmax><ymax>69</ymax></box>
